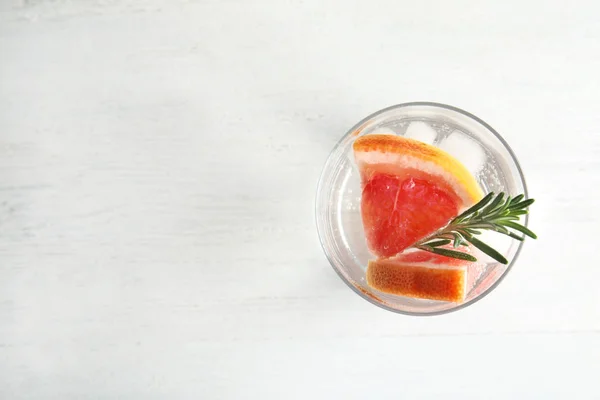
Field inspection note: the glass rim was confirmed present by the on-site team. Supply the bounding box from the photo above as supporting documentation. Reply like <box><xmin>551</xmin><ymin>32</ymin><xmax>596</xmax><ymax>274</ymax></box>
<box><xmin>315</xmin><ymin>101</ymin><xmax>529</xmax><ymax>316</ymax></box>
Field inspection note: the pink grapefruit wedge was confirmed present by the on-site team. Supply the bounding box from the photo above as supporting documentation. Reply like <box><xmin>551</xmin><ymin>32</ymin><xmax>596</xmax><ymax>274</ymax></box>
<box><xmin>354</xmin><ymin>134</ymin><xmax>483</xmax><ymax>258</ymax></box>
<box><xmin>367</xmin><ymin>249</ymin><xmax>485</xmax><ymax>303</ymax></box>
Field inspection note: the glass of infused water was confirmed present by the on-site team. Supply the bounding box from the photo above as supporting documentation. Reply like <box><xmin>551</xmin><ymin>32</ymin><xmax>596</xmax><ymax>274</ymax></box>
<box><xmin>315</xmin><ymin>102</ymin><xmax>530</xmax><ymax>315</ymax></box>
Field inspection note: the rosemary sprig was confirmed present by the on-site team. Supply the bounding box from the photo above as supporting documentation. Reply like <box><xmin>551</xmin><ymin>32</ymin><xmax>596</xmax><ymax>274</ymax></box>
<box><xmin>414</xmin><ymin>192</ymin><xmax>536</xmax><ymax>264</ymax></box>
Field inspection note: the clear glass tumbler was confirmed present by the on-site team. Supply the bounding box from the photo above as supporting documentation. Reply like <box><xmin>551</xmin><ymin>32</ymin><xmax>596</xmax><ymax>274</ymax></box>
<box><xmin>315</xmin><ymin>102</ymin><xmax>528</xmax><ymax>315</ymax></box>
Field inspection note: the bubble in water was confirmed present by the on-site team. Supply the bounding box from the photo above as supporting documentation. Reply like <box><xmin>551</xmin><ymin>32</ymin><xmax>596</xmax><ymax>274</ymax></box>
<box><xmin>438</xmin><ymin>130</ymin><xmax>485</xmax><ymax>174</ymax></box>
<box><xmin>404</xmin><ymin>121</ymin><xmax>437</xmax><ymax>144</ymax></box>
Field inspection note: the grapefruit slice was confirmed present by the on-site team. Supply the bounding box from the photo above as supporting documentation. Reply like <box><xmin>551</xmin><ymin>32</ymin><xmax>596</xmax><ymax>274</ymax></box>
<box><xmin>354</xmin><ymin>134</ymin><xmax>483</xmax><ymax>258</ymax></box>
<box><xmin>366</xmin><ymin>249</ymin><xmax>485</xmax><ymax>302</ymax></box>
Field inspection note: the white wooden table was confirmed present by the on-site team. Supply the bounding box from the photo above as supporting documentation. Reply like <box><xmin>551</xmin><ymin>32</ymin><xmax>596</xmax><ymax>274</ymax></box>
<box><xmin>1</xmin><ymin>1</ymin><xmax>599</xmax><ymax>398</ymax></box>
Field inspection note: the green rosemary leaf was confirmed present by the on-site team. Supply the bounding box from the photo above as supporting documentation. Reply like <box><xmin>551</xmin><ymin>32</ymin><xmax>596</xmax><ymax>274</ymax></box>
<box><xmin>493</xmin><ymin>229</ymin><xmax>525</xmax><ymax>241</ymax></box>
<box><xmin>467</xmin><ymin>236</ymin><xmax>509</xmax><ymax>264</ymax></box>
<box><xmin>466</xmin><ymin>223</ymin><xmax>498</xmax><ymax>231</ymax></box>
<box><xmin>452</xmin><ymin>234</ymin><xmax>463</xmax><ymax>248</ymax></box>
<box><xmin>482</xmin><ymin>192</ymin><xmax>505</xmax><ymax>214</ymax></box>
<box><xmin>449</xmin><ymin>232</ymin><xmax>468</xmax><ymax>247</ymax></box>
<box><xmin>494</xmin><ymin>215</ymin><xmax>521</xmax><ymax>221</ymax></box>
<box><xmin>507</xmin><ymin>231</ymin><xmax>525</xmax><ymax>241</ymax></box>
<box><xmin>464</xmin><ymin>228</ymin><xmax>482</xmax><ymax>235</ymax></box>
<box><xmin>510</xmin><ymin>194</ymin><xmax>524</xmax><ymax>204</ymax></box>
<box><xmin>500</xmin><ymin>221</ymin><xmax>538</xmax><ymax>239</ymax></box>
<box><xmin>453</xmin><ymin>192</ymin><xmax>495</xmax><ymax>222</ymax></box>
<box><xmin>509</xmin><ymin>198</ymin><xmax>535</xmax><ymax>210</ymax></box>
<box><xmin>491</xmin><ymin>224</ymin><xmax>510</xmax><ymax>235</ymax></box>
<box><xmin>510</xmin><ymin>209</ymin><xmax>528</xmax><ymax>216</ymax></box>
<box><xmin>424</xmin><ymin>239</ymin><xmax>452</xmax><ymax>247</ymax></box>
<box><xmin>421</xmin><ymin>247</ymin><xmax>478</xmax><ymax>262</ymax></box>
<box><xmin>498</xmin><ymin>195</ymin><xmax>513</xmax><ymax>214</ymax></box>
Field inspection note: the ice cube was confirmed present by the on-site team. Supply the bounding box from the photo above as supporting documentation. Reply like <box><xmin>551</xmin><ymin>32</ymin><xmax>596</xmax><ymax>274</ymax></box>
<box><xmin>368</xmin><ymin>127</ymin><xmax>397</xmax><ymax>136</ymax></box>
<box><xmin>438</xmin><ymin>130</ymin><xmax>485</xmax><ymax>174</ymax></box>
<box><xmin>404</xmin><ymin>121</ymin><xmax>437</xmax><ymax>144</ymax></box>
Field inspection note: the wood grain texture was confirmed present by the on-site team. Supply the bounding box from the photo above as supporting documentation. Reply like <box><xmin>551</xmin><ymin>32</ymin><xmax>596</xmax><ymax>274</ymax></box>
<box><xmin>1</xmin><ymin>0</ymin><xmax>599</xmax><ymax>398</ymax></box>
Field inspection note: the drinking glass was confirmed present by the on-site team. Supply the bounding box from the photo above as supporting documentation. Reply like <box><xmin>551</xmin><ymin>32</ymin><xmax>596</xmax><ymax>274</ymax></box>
<box><xmin>315</xmin><ymin>102</ymin><xmax>528</xmax><ymax>315</ymax></box>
